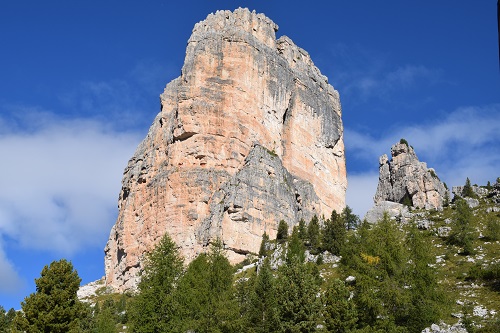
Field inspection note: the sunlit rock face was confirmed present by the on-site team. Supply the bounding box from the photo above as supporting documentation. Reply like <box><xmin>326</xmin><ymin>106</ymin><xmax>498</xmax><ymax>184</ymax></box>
<box><xmin>104</xmin><ymin>8</ymin><xmax>346</xmax><ymax>291</ymax></box>
<box><xmin>374</xmin><ymin>142</ymin><xmax>447</xmax><ymax>210</ymax></box>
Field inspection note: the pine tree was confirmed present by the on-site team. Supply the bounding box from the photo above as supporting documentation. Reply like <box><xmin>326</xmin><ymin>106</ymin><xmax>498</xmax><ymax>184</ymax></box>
<box><xmin>14</xmin><ymin>259</ymin><xmax>86</xmax><ymax>333</ymax></box>
<box><xmin>404</xmin><ymin>225</ymin><xmax>447</xmax><ymax>332</ymax></box>
<box><xmin>298</xmin><ymin>218</ymin><xmax>307</xmax><ymax>241</ymax></box>
<box><xmin>175</xmin><ymin>240</ymin><xmax>240</xmax><ymax>333</ymax></box>
<box><xmin>462</xmin><ymin>177</ymin><xmax>476</xmax><ymax>198</ymax></box>
<box><xmin>322</xmin><ymin>209</ymin><xmax>346</xmax><ymax>255</ymax></box>
<box><xmin>342</xmin><ymin>205</ymin><xmax>360</xmax><ymax>230</ymax></box>
<box><xmin>248</xmin><ymin>258</ymin><xmax>280</xmax><ymax>333</ymax></box>
<box><xmin>128</xmin><ymin>233</ymin><xmax>184</xmax><ymax>332</ymax></box>
<box><xmin>95</xmin><ymin>306</ymin><xmax>117</xmax><ymax>333</ymax></box>
<box><xmin>0</xmin><ymin>306</ymin><xmax>9</xmax><ymax>331</ymax></box>
<box><xmin>485</xmin><ymin>213</ymin><xmax>500</xmax><ymax>241</ymax></box>
<box><xmin>322</xmin><ymin>279</ymin><xmax>358</xmax><ymax>333</ymax></box>
<box><xmin>277</xmin><ymin>220</ymin><xmax>289</xmax><ymax>242</ymax></box>
<box><xmin>287</xmin><ymin>226</ymin><xmax>305</xmax><ymax>264</ymax></box>
<box><xmin>448</xmin><ymin>197</ymin><xmax>476</xmax><ymax>255</ymax></box>
<box><xmin>259</xmin><ymin>231</ymin><xmax>269</xmax><ymax>257</ymax></box>
<box><xmin>342</xmin><ymin>213</ymin><xmax>409</xmax><ymax>330</ymax></box>
<box><xmin>307</xmin><ymin>215</ymin><xmax>320</xmax><ymax>254</ymax></box>
<box><xmin>275</xmin><ymin>261</ymin><xmax>322</xmax><ymax>333</ymax></box>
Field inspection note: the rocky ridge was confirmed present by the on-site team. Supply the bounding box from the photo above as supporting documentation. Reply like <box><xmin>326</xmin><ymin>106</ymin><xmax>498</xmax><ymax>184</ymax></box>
<box><xmin>104</xmin><ymin>8</ymin><xmax>347</xmax><ymax>291</ymax></box>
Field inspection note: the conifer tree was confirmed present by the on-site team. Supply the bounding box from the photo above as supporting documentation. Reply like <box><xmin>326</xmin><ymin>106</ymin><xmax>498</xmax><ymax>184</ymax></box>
<box><xmin>462</xmin><ymin>177</ymin><xmax>476</xmax><ymax>198</ymax></box>
<box><xmin>404</xmin><ymin>225</ymin><xmax>447</xmax><ymax>331</ymax></box>
<box><xmin>342</xmin><ymin>205</ymin><xmax>360</xmax><ymax>230</ymax></box>
<box><xmin>287</xmin><ymin>226</ymin><xmax>305</xmax><ymax>264</ymax></box>
<box><xmin>341</xmin><ymin>214</ymin><xmax>447</xmax><ymax>331</ymax></box>
<box><xmin>448</xmin><ymin>197</ymin><xmax>476</xmax><ymax>255</ymax></box>
<box><xmin>485</xmin><ymin>213</ymin><xmax>500</xmax><ymax>241</ymax></box>
<box><xmin>0</xmin><ymin>306</ymin><xmax>9</xmax><ymax>331</ymax></box>
<box><xmin>14</xmin><ymin>259</ymin><xmax>86</xmax><ymax>333</ymax></box>
<box><xmin>277</xmin><ymin>220</ymin><xmax>289</xmax><ymax>242</ymax></box>
<box><xmin>275</xmin><ymin>261</ymin><xmax>322</xmax><ymax>333</ymax></box>
<box><xmin>259</xmin><ymin>231</ymin><xmax>269</xmax><ymax>257</ymax></box>
<box><xmin>175</xmin><ymin>240</ymin><xmax>240</xmax><ymax>333</ymax></box>
<box><xmin>298</xmin><ymin>218</ymin><xmax>307</xmax><ymax>241</ymax></box>
<box><xmin>248</xmin><ymin>258</ymin><xmax>280</xmax><ymax>333</ymax></box>
<box><xmin>322</xmin><ymin>279</ymin><xmax>357</xmax><ymax>333</ymax></box>
<box><xmin>322</xmin><ymin>209</ymin><xmax>346</xmax><ymax>255</ymax></box>
<box><xmin>128</xmin><ymin>233</ymin><xmax>184</xmax><ymax>333</ymax></box>
<box><xmin>307</xmin><ymin>215</ymin><xmax>320</xmax><ymax>254</ymax></box>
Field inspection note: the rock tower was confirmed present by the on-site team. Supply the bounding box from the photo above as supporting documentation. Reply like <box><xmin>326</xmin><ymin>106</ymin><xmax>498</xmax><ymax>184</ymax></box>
<box><xmin>374</xmin><ymin>141</ymin><xmax>447</xmax><ymax>210</ymax></box>
<box><xmin>104</xmin><ymin>8</ymin><xmax>347</xmax><ymax>291</ymax></box>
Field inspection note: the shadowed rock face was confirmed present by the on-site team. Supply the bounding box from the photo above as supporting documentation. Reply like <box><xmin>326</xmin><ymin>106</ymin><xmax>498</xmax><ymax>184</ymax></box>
<box><xmin>104</xmin><ymin>8</ymin><xmax>347</xmax><ymax>291</ymax></box>
<box><xmin>374</xmin><ymin>142</ymin><xmax>447</xmax><ymax>210</ymax></box>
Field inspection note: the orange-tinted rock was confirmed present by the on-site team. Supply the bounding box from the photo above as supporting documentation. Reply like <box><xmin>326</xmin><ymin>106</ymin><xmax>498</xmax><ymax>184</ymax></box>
<box><xmin>104</xmin><ymin>8</ymin><xmax>346</xmax><ymax>291</ymax></box>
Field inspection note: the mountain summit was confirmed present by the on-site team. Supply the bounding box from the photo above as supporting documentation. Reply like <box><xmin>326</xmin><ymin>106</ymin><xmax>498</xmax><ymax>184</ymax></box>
<box><xmin>104</xmin><ymin>8</ymin><xmax>347</xmax><ymax>291</ymax></box>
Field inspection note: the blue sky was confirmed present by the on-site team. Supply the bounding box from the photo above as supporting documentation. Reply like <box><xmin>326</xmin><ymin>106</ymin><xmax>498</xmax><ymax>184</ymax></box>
<box><xmin>1</xmin><ymin>1</ymin><xmax>499</xmax><ymax>310</ymax></box>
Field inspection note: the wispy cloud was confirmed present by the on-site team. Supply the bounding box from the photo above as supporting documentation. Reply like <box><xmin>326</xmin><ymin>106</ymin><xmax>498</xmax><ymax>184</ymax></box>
<box><xmin>321</xmin><ymin>43</ymin><xmax>444</xmax><ymax>106</ymax></box>
<box><xmin>342</xmin><ymin>64</ymin><xmax>443</xmax><ymax>102</ymax></box>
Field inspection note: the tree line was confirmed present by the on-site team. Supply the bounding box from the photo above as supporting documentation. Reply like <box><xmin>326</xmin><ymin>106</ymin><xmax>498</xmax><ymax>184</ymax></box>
<box><xmin>4</xmin><ymin>193</ymin><xmax>500</xmax><ymax>333</ymax></box>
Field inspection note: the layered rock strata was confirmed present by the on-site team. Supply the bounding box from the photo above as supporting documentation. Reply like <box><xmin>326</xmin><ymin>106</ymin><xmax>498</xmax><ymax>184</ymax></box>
<box><xmin>374</xmin><ymin>142</ymin><xmax>447</xmax><ymax>210</ymax></box>
<box><xmin>104</xmin><ymin>8</ymin><xmax>347</xmax><ymax>291</ymax></box>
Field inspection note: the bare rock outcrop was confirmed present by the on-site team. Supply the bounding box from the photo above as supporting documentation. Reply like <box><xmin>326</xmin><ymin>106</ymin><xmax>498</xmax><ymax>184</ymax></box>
<box><xmin>104</xmin><ymin>8</ymin><xmax>347</xmax><ymax>291</ymax></box>
<box><xmin>374</xmin><ymin>142</ymin><xmax>447</xmax><ymax>210</ymax></box>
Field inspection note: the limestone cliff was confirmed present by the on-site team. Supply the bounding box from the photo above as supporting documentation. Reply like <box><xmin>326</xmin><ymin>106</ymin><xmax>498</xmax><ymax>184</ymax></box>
<box><xmin>104</xmin><ymin>8</ymin><xmax>347</xmax><ymax>291</ymax></box>
<box><xmin>374</xmin><ymin>142</ymin><xmax>447</xmax><ymax>210</ymax></box>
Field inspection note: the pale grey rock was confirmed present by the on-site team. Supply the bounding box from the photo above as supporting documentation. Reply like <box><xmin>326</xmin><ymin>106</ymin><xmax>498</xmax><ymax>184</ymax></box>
<box><xmin>77</xmin><ymin>277</ymin><xmax>109</xmax><ymax>303</ymax></box>
<box><xmin>269</xmin><ymin>243</ymin><xmax>285</xmax><ymax>270</ymax></box>
<box><xmin>374</xmin><ymin>143</ymin><xmax>447</xmax><ymax>210</ymax></box>
<box><xmin>464</xmin><ymin>197</ymin><xmax>479</xmax><ymax>208</ymax></box>
<box><xmin>364</xmin><ymin>201</ymin><xmax>409</xmax><ymax>223</ymax></box>
<box><xmin>321</xmin><ymin>251</ymin><xmax>341</xmax><ymax>264</ymax></box>
<box><xmin>487</xmin><ymin>181</ymin><xmax>500</xmax><ymax>204</ymax></box>
<box><xmin>452</xmin><ymin>185</ymin><xmax>488</xmax><ymax>198</ymax></box>
<box><xmin>421</xmin><ymin>322</ymin><xmax>466</xmax><ymax>333</ymax></box>
<box><xmin>437</xmin><ymin>227</ymin><xmax>452</xmax><ymax>238</ymax></box>
<box><xmin>198</xmin><ymin>144</ymin><xmax>321</xmax><ymax>250</ymax></box>
<box><xmin>417</xmin><ymin>219</ymin><xmax>432</xmax><ymax>230</ymax></box>
<box><xmin>486</xmin><ymin>206</ymin><xmax>500</xmax><ymax>213</ymax></box>
<box><xmin>345</xmin><ymin>275</ymin><xmax>356</xmax><ymax>283</ymax></box>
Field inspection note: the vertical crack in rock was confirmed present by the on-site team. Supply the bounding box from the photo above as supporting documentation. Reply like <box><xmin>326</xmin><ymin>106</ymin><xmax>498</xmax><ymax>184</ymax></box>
<box><xmin>104</xmin><ymin>8</ymin><xmax>347</xmax><ymax>292</ymax></box>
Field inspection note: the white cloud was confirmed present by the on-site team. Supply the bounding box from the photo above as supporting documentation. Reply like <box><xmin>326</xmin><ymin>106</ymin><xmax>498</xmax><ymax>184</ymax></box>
<box><xmin>0</xmin><ymin>111</ymin><xmax>141</xmax><ymax>254</ymax></box>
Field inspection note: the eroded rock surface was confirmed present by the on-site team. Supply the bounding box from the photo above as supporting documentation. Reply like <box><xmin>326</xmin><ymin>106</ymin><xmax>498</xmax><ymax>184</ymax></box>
<box><xmin>374</xmin><ymin>142</ymin><xmax>447</xmax><ymax>210</ymax></box>
<box><xmin>104</xmin><ymin>8</ymin><xmax>346</xmax><ymax>291</ymax></box>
